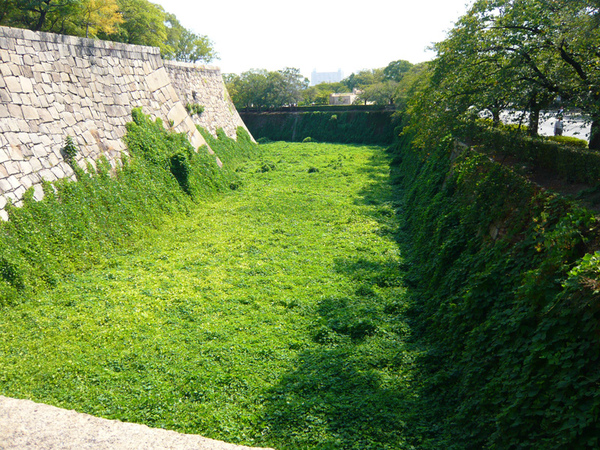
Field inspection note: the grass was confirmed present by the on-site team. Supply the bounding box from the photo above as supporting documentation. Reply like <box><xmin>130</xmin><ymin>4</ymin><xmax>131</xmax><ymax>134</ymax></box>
<box><xmin>0</xmin><ymin>142</ymin><xmax>416</xmax><ymax>449</ymax></box>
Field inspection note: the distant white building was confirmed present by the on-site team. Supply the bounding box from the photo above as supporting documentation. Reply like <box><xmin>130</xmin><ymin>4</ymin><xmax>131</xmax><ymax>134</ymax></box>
<box><xmin>311</xmin><ymin>69</ymin><xmax>343</xmax><ymax>86</ymax></box>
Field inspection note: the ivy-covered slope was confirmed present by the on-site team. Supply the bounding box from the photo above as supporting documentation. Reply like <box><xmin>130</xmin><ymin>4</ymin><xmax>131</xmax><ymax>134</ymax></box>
<box><xmin>0</xmin><ymin>109</ymin><xmax>256</xmax><ymax>307</ymax></box>
<box><xmin>391</xmin><ymin>134</ymin><xmax>600</xmax><ymax>449</ymax></box>
<box><xmin>240</xmin><ymin>110</ymin><xmax>398</xmax><ymax>145</ymax></box>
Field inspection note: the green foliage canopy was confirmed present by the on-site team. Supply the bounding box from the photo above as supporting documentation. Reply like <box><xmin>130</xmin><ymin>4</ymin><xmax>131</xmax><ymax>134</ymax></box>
<box><xmin>162</xmin><ymin>13</ymin><xmax>217</xmax><ymax>64</ymax></box>
<box><xmin>225</xmin><ymin>68</ymin><xmax>309</xmax><ymax>110</ymax></box>
<box><xmin>409</xmin><ymin>0</ymin><xmax>600</xmax><ymax>146</ymax></box>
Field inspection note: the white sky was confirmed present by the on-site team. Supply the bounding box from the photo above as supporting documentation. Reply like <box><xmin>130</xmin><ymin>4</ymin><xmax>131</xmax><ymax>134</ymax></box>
<box><xmin>151</xmin><ymin>0</ymin><xmax>473</xmax><ymax>80</ymax></box>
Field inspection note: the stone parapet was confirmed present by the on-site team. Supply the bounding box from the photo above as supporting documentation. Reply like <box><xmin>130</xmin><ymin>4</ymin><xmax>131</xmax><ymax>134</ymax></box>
<box><xmin>0</xmin><ymin>26</ymin><xmax>248</xmax><ymax>220</ymax></box>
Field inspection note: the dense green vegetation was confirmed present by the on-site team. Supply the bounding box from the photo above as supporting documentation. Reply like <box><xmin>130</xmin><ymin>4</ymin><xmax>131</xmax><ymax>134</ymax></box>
<box><xmin>0</xmin><ymin>139</ymin><xmax>420</xmax><ymax>449</ymax></box>
<box><xmin>3</xmin><ymin>106</ymin><xmax>600</xmax><ymax>448</ymax></box>
<box><xmin>0</xmin><ymin>109</ymin><xmax>254</xmax><ymax>307</ymax></box>
<box><xmin>240</xmin><ymin>110</ymin><xmax>399</xmax><ymax>146</ymax></box>
<box><xmin>3</xmin><ymin>2</ymin><xmax>600</xmax><ymax>448</ymax></box>
<box><xmin>391</xmin><ymin>130</ymin><xmax>600</xmax><ymax>448</ymax></box>
<box><xmin>410</xmin><ymin>0</ymin><xmax>600</xmax><ymax>147</ymax></box>
<box><xmin>457</xmin><ymin>120</ymin><xmax>600</xmax><ymax>186</ymax></box>
<box><xmin>371</xmin><ymin>1</ymin><xmax>600</xmax><ymax>445</ymax></box>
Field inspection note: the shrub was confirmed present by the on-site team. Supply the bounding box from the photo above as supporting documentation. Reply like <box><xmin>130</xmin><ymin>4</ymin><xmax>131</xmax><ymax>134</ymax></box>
<box><xmin>547</xmin><ymin>135</ymin><xmax>588</xmax><ymax>148</ymax></box>
<box><xmin>457</xmin><ymin>121</ymin><xmax>600</xmax><ymax>184</ymax></box>
<box><xmin>185</xmin><ymin>103</ymin><xmax>205</xmax><ymax>116</ymax></box>
<box><xmin>61</xmin><ymin>136</ymin><xmax>79</xmax><ymax>167</ymax></box>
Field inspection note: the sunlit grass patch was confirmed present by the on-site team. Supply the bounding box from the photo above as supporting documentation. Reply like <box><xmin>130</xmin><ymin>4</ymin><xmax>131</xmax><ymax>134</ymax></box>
<box><xmin>0</xmin><ymin>142</ymin><xmax>416</xmax><ymax>449</ymax></box>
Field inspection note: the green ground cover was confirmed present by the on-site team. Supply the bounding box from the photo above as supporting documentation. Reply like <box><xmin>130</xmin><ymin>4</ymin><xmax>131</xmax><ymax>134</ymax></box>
<box><xmin>0</xmin><ymin>142</ymin><xmax>416</xmax><ymax>449</ymax></box>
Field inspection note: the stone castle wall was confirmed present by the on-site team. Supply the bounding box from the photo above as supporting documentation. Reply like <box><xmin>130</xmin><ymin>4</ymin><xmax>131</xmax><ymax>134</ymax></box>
<box><xmin>0</xmin><ymin>26</ymin><xmax>249</xmax><ymax>220</ymax></box>
<box><xmin>164</xmin><ymin>61</ymin><xmax>250</xmax><ymax>139</ymax></box>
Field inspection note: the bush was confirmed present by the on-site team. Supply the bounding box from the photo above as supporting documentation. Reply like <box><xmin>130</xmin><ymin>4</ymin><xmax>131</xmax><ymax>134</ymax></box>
<box><xmin>547</xmin><ymin>135</ymin><xmax>588</xmax><ymax>148</ymax></box>
<box><xmin>457</xmin><ymin>121</ymin><xmax>600</xmax><ymax>184</ymax></box>
<box><xmin>185</xmin><ymin>103</ymin><xmax>205</xmax><ymax>116</ymax></box>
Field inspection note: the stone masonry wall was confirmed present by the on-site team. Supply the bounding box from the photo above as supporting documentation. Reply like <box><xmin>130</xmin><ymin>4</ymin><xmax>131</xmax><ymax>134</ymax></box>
<box><xmin>0</xmin><ymin>26</ymin><xmax>248</xmax><ymax>221</ymax></box>
<box><xmin>164</xmin><ymin>61</ymin><xmax>250</xmax><ymax>139</ymax></box>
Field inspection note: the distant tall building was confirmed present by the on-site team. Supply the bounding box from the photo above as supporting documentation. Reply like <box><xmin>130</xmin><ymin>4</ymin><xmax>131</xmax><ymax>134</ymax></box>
<box><xmin>311</xmin><ymin>69</ymin><xmax>343</xmax><ymax>86</ymax></box>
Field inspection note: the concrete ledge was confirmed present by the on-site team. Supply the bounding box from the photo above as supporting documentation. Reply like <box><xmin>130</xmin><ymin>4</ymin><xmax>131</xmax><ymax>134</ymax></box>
<box><xmin>0</xmin><ymin>396</ymin><xmax>275</xmax><ymax>450</ymax></box>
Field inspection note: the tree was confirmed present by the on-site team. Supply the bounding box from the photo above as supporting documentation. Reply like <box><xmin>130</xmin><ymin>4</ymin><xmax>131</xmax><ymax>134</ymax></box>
<box><xmin>15</xmin><ymin>0</ymin><xmax>80</xmax><ymax>32</ymax></box>
<box><xmin>226</xmin><ymin>69</ymin><xmax>269</xmax><ymax>110</ymax></box>
<box><xmin>226</xmin><ymin>68</ymin><xmax>308</xmax><ymax>110</ymax></box>
<box><xmin>0</xmin><ymin>0</ymin><xmax>18</xmax><ymax>25</ymax></box>
<box><xmin>410</xmin><ymin>0</ymin><xmax>600</xmax><ymax>144</ymax></box>
<box><xmin>357</xmin><ymin>80</ymin><xmax>400</xmax><ymax>105</ymax></box>
<box><xmin>342</xmin><ymin>69</ymin><xmax>384</xmax><ymax>91</ymax></box>
<box><xmin>79</xmin><ymin>0</ymin><xmax>123</xmax><ymax>38</ymax></box>
<box><xmin>353</xmin><ymin>61</ymin><xmax>415</xmax><ymax>106</ymax></box>
<box><xmin>163</xmin><ymin>13</ymin><xmax>217</xmax><ymax>64</ymax></box>
<box><xmin>276</xmin><ymin>67</ymin><xmax>309</xmax><ymax>106</ymax></box>
<box><xmin>108</xmin><ymin>0</ymin><xmax>167</xmax><ymax>49</ymax></box>
<box><xmin>395</xmin><ymin>62</ymin><xmax>430</xmax><ymax>110</ymax></box>
<box><xmin>383</xmin><ymin>59</ymin><xmax>413</xmax><ymax>82</ymax></box>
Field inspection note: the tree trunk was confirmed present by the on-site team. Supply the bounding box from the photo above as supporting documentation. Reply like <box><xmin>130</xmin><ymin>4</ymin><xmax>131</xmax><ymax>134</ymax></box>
<box><xmin>33</xmin><ymin>9</ymin><xmax>48</xmax><ymax>32</ymax></box>
<box><xmin>491</xmin><ymin>108</ymin><xmax>501</xmax><ymax>127</ymax></box>
<box><xmin>589</xmin><ymin>119</ymin><xmax>600</xmax><ymax>150</ymax></box>
<box><xmin>528</xmin><ymin>107</ymin><xmax>540</xmax><ymax>137</ymax></box>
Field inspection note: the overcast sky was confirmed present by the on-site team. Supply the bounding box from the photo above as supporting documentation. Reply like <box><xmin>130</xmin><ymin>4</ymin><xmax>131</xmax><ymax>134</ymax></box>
<box><xmin>151</xmin><ymin>0</ymin><xmax>473</xmax><ymax>80</ymax></box>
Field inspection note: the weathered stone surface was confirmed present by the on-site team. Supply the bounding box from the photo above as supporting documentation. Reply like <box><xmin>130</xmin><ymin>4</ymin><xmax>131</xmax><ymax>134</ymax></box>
<box><xmin>0</xmin><ymin>25</ymin><xmax>253</xmax><ymax>219</ymax></box>
<box><xmin>4</xmin><ymin>75</ymin><xmax>20</xmax><ymax>91</ymax></box>
<box><xmin>22</xmin><ymin>105</ymin><xmax>39</xmax><ymax>120</ymax></box>
<box><xmin>7</xmin><ymin>103</ymin><xmax>23</xmax><ymax>119</ymax></box>
<box><xmin>163</xmin><ymin>61</ymin><xmax>251</xmax><ymax>140</ymax></box>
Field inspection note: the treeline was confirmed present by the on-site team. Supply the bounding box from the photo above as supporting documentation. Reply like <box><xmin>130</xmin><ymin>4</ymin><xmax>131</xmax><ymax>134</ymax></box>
<box><xmin>224</xmin><ymin>60</ymin><xmax>428</xmax><ymax>110</ymax></box>
<box><xmin>0</xmin><ymin>0</ymin><xmax>216</xmax><ymax>63</ymax></box>
<box><xmin>407</xmin><ymin>0</ymin><xmax>600</xmax><ymax>148</ymax></box>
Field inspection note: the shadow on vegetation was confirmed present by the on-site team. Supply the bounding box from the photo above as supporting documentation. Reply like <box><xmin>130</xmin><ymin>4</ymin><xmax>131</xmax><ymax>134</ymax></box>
<box><xmin>258</xmin><ymin>344</ymin><xmax>412</xmax><ymax>449</ymax></box>
<box><xmin>257</xmin><ymin>149</ymin><xmax>417</xmax><ymax>449</ymax></box>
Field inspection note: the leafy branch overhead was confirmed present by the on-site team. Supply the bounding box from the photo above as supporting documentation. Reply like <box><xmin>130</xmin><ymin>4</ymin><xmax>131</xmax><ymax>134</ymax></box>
<box><xmin>407</xmin><ymin>0</ymin><xmax>600</xmax><ymax>148</ymax></box>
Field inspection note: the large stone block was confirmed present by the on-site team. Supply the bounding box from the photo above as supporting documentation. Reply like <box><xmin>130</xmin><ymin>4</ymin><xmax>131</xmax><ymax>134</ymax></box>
<box><xmin>146</xmin><ymin>67</ymin><xmax>170</xmax><ymax>92</ymax></box>
<box><xmin>0</xmin><ymin>178</ymin><xmax>12</xmax><ymax>192</ymax></box>
<box><xmin>7</xmin><ymin>174</ymin><xmax>20</xmax><ymax>187</ymax></box>
<box><xmin>4</xmin><ymin>76</ymin><xmax>21</xmax><ymax>92</ymax></box>
<box><xmin>22</xmin><ymin>105</ymin><xmax>39</xmax><ymax>120</ymax></box>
